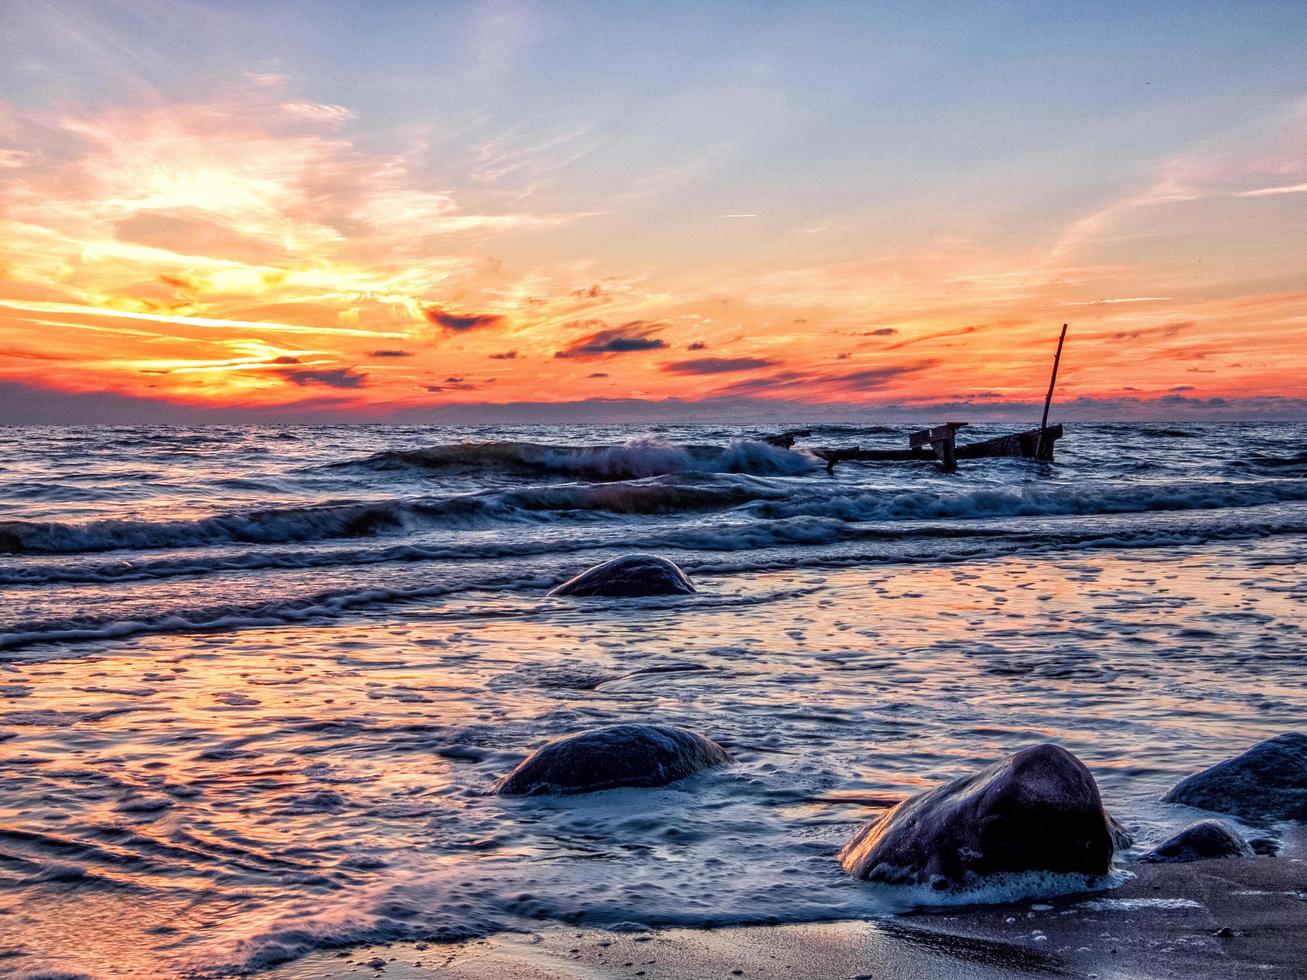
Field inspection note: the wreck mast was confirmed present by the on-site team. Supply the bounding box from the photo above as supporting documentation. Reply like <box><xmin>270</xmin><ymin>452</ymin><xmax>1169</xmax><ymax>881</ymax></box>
<box><xmin>1036</xmin><ymin>323</ymin><xmax>1068</xmax><ymax>461</ymax></box>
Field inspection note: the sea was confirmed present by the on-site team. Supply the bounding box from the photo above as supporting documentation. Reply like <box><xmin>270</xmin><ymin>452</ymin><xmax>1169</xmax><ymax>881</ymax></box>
<box><xmin>1</xmin><ymin>422</ymin><xmax>1305</xmax><ymax>976</ymax></box>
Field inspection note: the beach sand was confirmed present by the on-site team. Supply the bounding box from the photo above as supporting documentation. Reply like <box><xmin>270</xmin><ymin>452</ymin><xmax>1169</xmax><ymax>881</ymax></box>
<box><xmin>274</xmin><ymin>850</ymin><xmax>1307</xmax><ymax>979</ymax></box>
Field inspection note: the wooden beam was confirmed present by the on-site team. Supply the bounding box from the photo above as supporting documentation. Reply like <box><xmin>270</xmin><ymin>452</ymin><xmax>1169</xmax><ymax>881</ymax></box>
<box><xmin>1036</xmin><ymin>324</ymin><xmax>1068</xmax><ymax>460</ymax></box>
<box><xmin>908</xmin><ymin>421</ymin><xmax>968</xmax><ymax>449</ymax></box>
<box><xmin>907</xmin><ymin>421</ymin><xmax>967</xmax><ymax>472</ymax></box>
<box><xmin>813</xmin><ymin>446</ymin><xmax>935</xmax><ymax>472</ymax></box>
<box><xmin>957</xmin><ymin>424</ymin><xmax>1063</xmax><ymax>459</ymax></box>
<box><xmin>761</xmin><ymin>429</ymin><xmax>813</xmax><ymax>449</ymax></box>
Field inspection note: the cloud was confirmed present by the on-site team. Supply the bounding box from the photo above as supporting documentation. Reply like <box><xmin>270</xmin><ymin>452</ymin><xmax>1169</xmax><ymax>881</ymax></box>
<box><xmin>424</xmin><ymin>375</ymin><xmax>478</xmax><ymax>392</ymax></box>
<box><xmin>489</xmin><ymin>350</ymin><xmax>518</xmax><ymax>359</ymax></box>
<box><xmin>554</xmin><ymin>321</ymin><xmax>668</xmax><ymax>360</ymax></box>
<box><xmin>834</xmin><ymin>366</ymin><xmax>928</xmax><ymax>390</ymax></box>
<box><xmin>423</xmin><ymin>306</ymin><xmax>505</xmax><ymax>332</ymax></box>
<box><xmin>282</xmin><ymin>367</ymin><xmax>368</xmax><ymax>388</ymax></box>
<box><xmin>8</xmin><ymin>375</ymin><xmax>1307</xmax><ymax>425</ymax></box>
<box><xmin>662</xmin><ymin>357</ymin><xmax>780</xmax><ymax>375</ymax></box>
<box><xmin>709</xmin><ymin>362</ymin><xmax>933</xmax><ymax>398</ymax></box>
<box><xmin>865</xmin><ymin>328</ymin><xmax>898</xmax><ymax>336</ymax></box>
<box><xmin>687</xmin><ymin>341</ymin><xmax>707</xmax><ymax>350</ymax></box>
<box><xmin>708</xmin><ymin>370</ymin><xmax>811</xmax><ymax>397</ymax></box>
<box><xmin>279</xmin><ymin>101</ymin><xmax>355</xmax><ymax>126</ymax></box>
<box><xmin>0</xmin><ymin>379</ymin><xmax>371</xmax><ymax>423</ymax></box>
<box><xmin>884</xmin><ymin>325</ymin><xmax>976</xmax><ymax>350</ymax></box>
<box><xmin>1110</xmin><ymin>321</ymin><xmax>1193</xmax><ymax>341</ymax></box>
<box><xmin>367</xmin><ymin>349</ymin><xmax>413</xmax><ymax>358</ymax></box>
<box><xmin>0</xmin><ymin>299</ymin><xmax>405</xmax><ymax>339</ymax></box>
<box><xmin>1235</xmin><ymin>181</ymin><xmax>1307</xmax><ymax>198</ymax></box>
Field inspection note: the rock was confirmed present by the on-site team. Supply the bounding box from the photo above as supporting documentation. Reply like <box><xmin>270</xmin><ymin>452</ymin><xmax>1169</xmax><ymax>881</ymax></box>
<box><xmin>495</xmin><ymin>724</ymin><xmax>729</xmax><ymax>796</ymax></box>
<box><xmin>1139</xmin><ymin>819</ymin><xmax>1256</xmax><ymax>863</ymax></box>
<box><xmin>548</xmin><ymin>554</ymin><xmax>695</xmax><ymax>598</ymax></box>
<box><xmin>839</xmin><ymin>744</ymin><xmax>1119</xmax><ymax>887</ymax></box>
<box><xmin>1106</xmin><ymin>813</ymin><xmax>1134</xmax><ymax>851</ymax></box>
<box><xmin>1162</xmin><ymin>733</ymin><xmax>1307</xmax><ymax>824</ymax></box>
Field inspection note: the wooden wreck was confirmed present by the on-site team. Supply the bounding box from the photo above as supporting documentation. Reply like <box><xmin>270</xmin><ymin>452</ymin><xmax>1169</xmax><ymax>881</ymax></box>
<box><xmin>765</xmin><ymin>324</ymin><xmax>1070</xmax><ymax>473</ymax></box>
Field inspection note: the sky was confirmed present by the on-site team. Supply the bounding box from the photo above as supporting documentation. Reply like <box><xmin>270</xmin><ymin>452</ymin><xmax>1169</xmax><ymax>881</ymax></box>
<box><xmin>1</xmin><ymin>1</ymin><xmax>1305</xmax><ymax>423</ymax></box>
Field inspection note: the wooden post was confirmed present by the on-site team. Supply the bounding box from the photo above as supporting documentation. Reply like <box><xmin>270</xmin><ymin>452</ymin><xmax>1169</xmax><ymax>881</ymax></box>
<box><xmin>1036</xmin><ymin>324</ymin><xmax>1068</xmax><ymax>461</ymax></box>
<box><xmin>939</xmin><ymin>437</ymin><xmax>957</xmax><ymax>473</ymax></box>
<box><xmin>909</xmin><ymin>422</ymin><xmax>967</xmax><ymax>472</ymax></box>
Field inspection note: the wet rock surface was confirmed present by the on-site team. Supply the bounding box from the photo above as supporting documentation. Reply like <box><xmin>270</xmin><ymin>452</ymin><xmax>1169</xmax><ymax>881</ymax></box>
<box><xmin>495</xmin><ymin>724</ymin><xmax>730</xmax><ymax>796</ymax></box>
<box><xmin>1162</xmin><ymin>733</ymin><xmax>1307</xmax><ymax>824</ymax></box>
<box><xmin>1139</xmin><ymin>819</ymin><xmax>1256</xmax><ymax>863</ymax></box>
<box><xmin>548</xmin><ymin>554</ymin><xmax>696</xmax><ymax>597</ymax></box>
<box><xmin>839</xmin><ymin>743</ymin><xmax>1119</xmax><ymax>886</ymax></box>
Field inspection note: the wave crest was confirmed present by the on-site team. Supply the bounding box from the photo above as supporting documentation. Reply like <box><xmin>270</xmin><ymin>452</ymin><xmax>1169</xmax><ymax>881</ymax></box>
<box><xmin>339</xmin><ymin>436</ymin><xmax>819</xmax><ymax>480</ymax></box>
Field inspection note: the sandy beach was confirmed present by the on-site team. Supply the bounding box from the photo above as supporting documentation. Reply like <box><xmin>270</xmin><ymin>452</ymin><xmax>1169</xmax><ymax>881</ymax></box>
<box><xmin>273</xmin><ymin>851</ymin><xmax>1307</xmax><ymax>979</ymax></box>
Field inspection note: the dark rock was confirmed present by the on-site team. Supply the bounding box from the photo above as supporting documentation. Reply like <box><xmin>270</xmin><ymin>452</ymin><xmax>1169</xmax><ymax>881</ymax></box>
<box><xmin>1139</xmin><ymin>819</ymin><xmax>1256</xmax><ymax>863</ymax></box>
<box><xmin>1248</xmin><ymin>836</ymin><xmax>1282</xmax><ymax>856</ymax></box>
<box><xmin>1108</xmin><ymin>815</ymin><xmax>1135</xmax><ymax>851</ymax></box>
<box><xmin>1162</xmin><ymin>733</ymin><xmax>1307</xmax><ymax>824</ymax></box>
<box><xmin>839</xmin><ymin>744</ymin><xmax>1119</xmax><ymax>886</ymax></box>
<box><xmin>495</xmin><ymin>724</ymin><xmax>730</xmax><ymax>796</ymax></box>
<box><xmin>548</xmin><ymin>554</ymin><xmax>695</xmax><ymax>598</ymax></box>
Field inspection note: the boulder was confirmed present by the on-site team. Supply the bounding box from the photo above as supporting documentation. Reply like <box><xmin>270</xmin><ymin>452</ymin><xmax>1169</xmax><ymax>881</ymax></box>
<box><xmin>548</xmin><ymin>554</ymin><xmax>696</xmax><ymax>598</ymax></box>
<box><xmin>1139</xmin><ymin>819</ymin><xmax>1255</xmax><ymax>864</ymax></box>
<box><xmin>1162</xmin><ymin>733</ymin><xmax>1307</xmax><ymax>824</ymax></box>
<box><xmin>839</xmin><ymin>744</ymin><xmax>1119</xmax><ymax>887</ymax></box>
<box><xmin>495</xmin><ymin>724</ymin><xmax>730</xmax><ymax>796</ymax></box>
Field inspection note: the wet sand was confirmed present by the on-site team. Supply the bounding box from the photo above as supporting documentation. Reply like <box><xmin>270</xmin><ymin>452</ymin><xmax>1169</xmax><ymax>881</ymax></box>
<box><xmin>277</xmin><ymin>854</ymin><xmax>1307</xmax><ymax>979</ymax></box>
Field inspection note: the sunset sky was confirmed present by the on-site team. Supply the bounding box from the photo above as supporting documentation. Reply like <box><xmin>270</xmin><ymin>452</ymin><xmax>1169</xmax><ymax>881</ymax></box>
<box><xmin>2</xmin><ymin>1</ymin><xmax>1305</xmax><ymax>422</ymax></box>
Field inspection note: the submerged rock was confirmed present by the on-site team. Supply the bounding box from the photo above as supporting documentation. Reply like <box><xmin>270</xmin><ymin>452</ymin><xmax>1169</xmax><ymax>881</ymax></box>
<box><xmin>1139</xmin><ymin>819</ymin><xmax>1255</xmax><ymax>864</ymax></box>
<box><xmin>548</xmin><ymin>554</ymin><xmax>695</xmax><ymax>598</ymax></box>
<box><xmin>839</xmin><ymin>744</ymin><xmax>1120</xmax><ymax>887</ymax></box>
<box><xmin>1162</xmin><ymin>733</ymin><xmax>1307</xmax><ymax>824</ymax></box>
<box><xmin>1248</xmin><ymin>836</ymin><xmax>1282</xmax><ymax>856</ymax></box>
<box><xmin>495</xmin><ymin>723</ymin><xmax>729</xmax><ymax>796</ymax></box>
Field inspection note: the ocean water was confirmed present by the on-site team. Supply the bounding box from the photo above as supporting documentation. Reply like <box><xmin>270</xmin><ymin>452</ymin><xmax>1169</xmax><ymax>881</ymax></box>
<box><xmin>1</xmin><ymin>422</ymin><xmax>1305</xmax><ymax>976</ymax></box>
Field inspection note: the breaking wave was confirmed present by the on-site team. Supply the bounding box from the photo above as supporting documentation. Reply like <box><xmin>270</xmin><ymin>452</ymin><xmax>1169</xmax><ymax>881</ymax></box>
<box><xmin>337</xmin><ymin>436</ymin><xmax>820</xmax><ymax>480</ymax></box>
<box><xmin>6</xmin><ymin>475</ymin><xmax>1307</xmax><ymax>557</ymax></box>
<box><xmin>0</xmin><ymin>478</ymin><xmax>783</xmax><ymax>554</ymax></box>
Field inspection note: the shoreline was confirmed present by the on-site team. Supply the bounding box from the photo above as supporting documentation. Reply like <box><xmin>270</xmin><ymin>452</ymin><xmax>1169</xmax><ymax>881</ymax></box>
<box><xmin>272</xmin><ymin>852</ymin><xmax>1307</xmax><ymax>979</ymax></box>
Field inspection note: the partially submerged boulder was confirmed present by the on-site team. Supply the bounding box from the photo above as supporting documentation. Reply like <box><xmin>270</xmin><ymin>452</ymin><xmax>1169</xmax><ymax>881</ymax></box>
<box><xmin>1162</xmin><ymin>733</ymin><xmax>1307</xmax><ymax>824</ymax></box>
<box><xmin>548</xmin><ymin>554</ymin><xmax>695</xmax><ymax>598</ymax></box>
<box><xmin>1139</xmin><ymin>819</ymin><xmax>1255</xmax><ymax>864</ymax></box>
<box><xmin>839</xmin><ymin>744</ymin><xmax>1119</xmax><ymax>887</ymax></box>
<box><xmin>495</xmin><ymin>723</ymin><xmax>730</xmax><ymax>796</ymax></box>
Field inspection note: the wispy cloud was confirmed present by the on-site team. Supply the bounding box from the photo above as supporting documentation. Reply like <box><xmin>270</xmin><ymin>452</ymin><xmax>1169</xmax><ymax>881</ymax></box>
<box><xmin>661</xmin><ymin>357</ymin><xmax>779</xmax><ymax>374</ymax></box>
<box><xmin>282</xmin><ymin>366</ymin><xmax>368</xmax><ymax>388</ymax></box>
<box><xmin>554</xmin><ymin>322</ymin><xmax>669</xmax><ymax>360</ymax></box>
<box><xmin>423</xmin><ymin>306</ymin><xmax>506</xmax><ymax>333</ymax></box>
<box><xmin>1237</xmin><ymin>181</ymin><xmax>1307</xmax><ymax>198</ymax></box>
